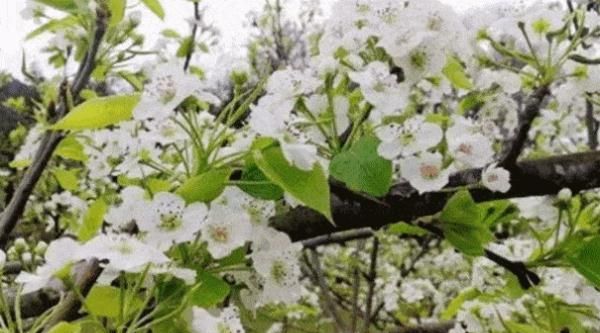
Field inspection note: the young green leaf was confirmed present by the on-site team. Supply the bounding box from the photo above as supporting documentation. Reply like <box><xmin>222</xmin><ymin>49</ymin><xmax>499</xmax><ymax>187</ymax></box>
<box><xmin>253</xmin><ymin>145</ymin><xmax>332</xmax><ymax>222</ymax></box>
<box><xmin>85</xmin><ymin>285</ymin><xmax>143</xmax><ymax>318</ymax></box>
<box><xmin>441</xmin><ymin>288</ymin><xmax>480</xmax><ymax>320</ymax></box>
<box><xmin>78</xmin><ymin>198</ymin><xmax>107</xmax><ymax>242</ymax></box>
<box><xmin>190</xmin><ymin>272</ymin><xmax>231</xmax><ymax>308</ymax></box>
<box><xmin>52</xmin><ymin>168</ymin><xmax>79</xmax><ymax>191</ymax></box>
<box><xmin>330</xmin><ymin>136</ymin><xmax>392</xmax><ymax>197</ymax></box>
<box><xmin>47</xmin><ymin>322</ymin><xmax>81</xmax><ymax>333</ymax></box>
<box><xmin>141</xmin><ymin>0</ymin><xmax>165</xmax><ymax>19</ymax></box>
<box><xmin>387</xmin><ymin>222</ymin><xmax>427</xmax><ymax>237</ymax></box>
<box><xmin>442</xmin><ymin>56</ymin><xmax>473</xmax><ymax>90</ymax></box>
<box><xmin>51</xmin><ymin>94</ymin><xmax>140</xmax><ymax>130</ymax></box>
<box><xmin>34</xmin><ymin>0</ymin><xmax>77</xmax><ymax>12</ymax></box>
<box><xmin>568</xmin><ymin>236</ymin><xmax>600</xmax><ymax>288</ymax></box>
<box><xmin>440</xmin><ymin>190</ymin><xmax>494</xmax><ymax>256</ymax></box>
<box><xmin>176</xmin><ymin>168</ymin><xmax>232</xmax><ymax>204</ymax></box>
<box><xmin>108</xmin><ymin>0</ymin><xmax>127</xmax><ymax>26</ymax></box>
<box><xmin>237</xmin><ymin>164</ymin><xmax>284</xmax><ymax>200</ymax></box>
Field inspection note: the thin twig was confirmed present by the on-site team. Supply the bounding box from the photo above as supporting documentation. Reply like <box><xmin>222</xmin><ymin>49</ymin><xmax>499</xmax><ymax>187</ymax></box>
<box><xmin>417</xmin><ymin>223</ymin><xmax>540</xmax><ymax>289</ymax></box>
<box><xmin>350</xmin><ymin>239</ymin><xmax>365</xmax><ymax>333</ymax></box>
<box><xmin>183</xmin><ymin>1</ymin><xmax>200</xmax><ymax>72</ymax></box>
<box><xmin>585</xmin><ymin>96</ymin><xmax>598</xmax><ymax>150</ymax></box>
<box><xmin>302</xmin><ymin>228</ymin><xmax>373</xmax><ymax>248</ymax></box>
<box><xmin>361</xmin><ymin>237</ymin><xmax>379</xmax><ymax>333</ymax></box>
<box><xmin>498</xmin><ymin>86</ymin><xmax>550</xmax><ymax>168</ymax></box>
<box><xmin>308</xmin><ymin>249</ymin><xmax>346</xmax><ymax>333</ymax></box>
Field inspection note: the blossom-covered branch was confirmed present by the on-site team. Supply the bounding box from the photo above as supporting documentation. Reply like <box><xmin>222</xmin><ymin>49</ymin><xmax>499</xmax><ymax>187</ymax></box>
<box><xmin>0</xmin><ymin>7</ymin><xmax>108</xmax><ymax>246</ymax></box>
<box><xmin>273</xmin><ymin>151</ymin><xmax>600</xmax><ymax>241</ymax></box>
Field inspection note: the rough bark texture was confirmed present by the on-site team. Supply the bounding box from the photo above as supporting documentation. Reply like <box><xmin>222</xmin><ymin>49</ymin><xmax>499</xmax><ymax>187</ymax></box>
<box><xmin>273</xmin><ymin>151</ymin><xmax>600</xmax><ymax>241</ymax></box>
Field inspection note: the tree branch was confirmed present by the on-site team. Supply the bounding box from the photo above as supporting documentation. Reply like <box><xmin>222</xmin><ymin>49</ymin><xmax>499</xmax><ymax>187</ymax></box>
<box><xmin>361</xmin><ymin>237</ymin><xmax>379</xmax><ymax>333</ymax></box>
<box><xmin>301</xmin><ymin>228</ymin><xmax>373</xmax><ymax>248</ymax></box>
<box><xmin>308</xmin><ymin>249</ymin><xmax>347</xmax><ymax>332</ymax></box>
<box><xmin>391</xmin><ymin>321</ymin><xmax>455</xmax><ymax>333</ymax></box>
<box><xmin>273</xmin><ymin>151</ymin><xmax>600</xmax><ymax>242</ymax></box>
<box><xmin>586</xmin><ymin>96</ymin><xmax>598</xmax><ymax>150</ymax></box>
<box><xmin>498</xmin><ymin>86</ymin><xmax>550</xmax><ymax>168</ymax></box>
<box><xmin>42</xmin><ymin>259</ymin><xmax>103</xmax><ymax>331</ymax></box>
<box><xmin>183</xmin><ymin>1</ymin><xmax>200</xmax><ymax>72</ymax></box>
<box><xmin>0</xmin><ymin>7</ymin><xmax>108</xmax><ymax>247</ymax></box>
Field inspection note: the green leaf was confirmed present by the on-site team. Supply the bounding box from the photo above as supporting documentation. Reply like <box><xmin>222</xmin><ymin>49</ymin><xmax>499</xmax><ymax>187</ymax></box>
<box><xmin>140</xmin><ymin>0</ymin><xmax>165</xmax><ymax>19</ymax></box>
<box><xmin>117</xmin><ymin>71</ymin><xmax>144</xmax><ymax>91</ymax></box>
<box><xmin>190</xmin><ymin>272</ymin><xmax>231</xmax><ymax>308</ymax></box>
<box><xmin>51</xmin><ymin>94</ymin><xmax>140</xmax><ymax>130</ymax></box>
<box><xmin>441</xmin><ymin>288</ymin><xmax>480</xmax><ymax>320</ymax></box>
<box><xmin>442</xmin><ymin>56</ymin><xmax>473</xmax><ymax>90</ymax></box>
<box><xmin>176</xmin><ymin>168</ymin><xmax>232</xmax><ymax>204</ymax></box>
<box><xmin>47</xmin><ymin>322</ymin><xmax>81</xmax><ymax>333</ymax></box>
<box><xmin>253</xmin><ymin>146</ymin><xmax>332</xmax><ymax>222</ymax></box>
<box><xmin>505</xmin><ymin>322</ymin><xmax>548</xmax><ymax>333</ymax></box>
<box><xmin>238</xmin><ymin>164</ymin><xmax>284</xmax><ymax>200</ymax></box>
<box><xmin>330</xmin><ymin>136</ymin><xmax>392</xmax><ymax>197</ymax></box>
<box><xmin>176</xmin><ymin>37</ymin><xmax>194</xmax><ymax>58</ymax></box>
<box><xmin>85</xmin><ymin>285</ymin><xmax>143</xmax><ymax>318</ymax></box>
<box><xmin>108</xmin><ymin>0</ymin><xmax>127</xmax><ymax>26</ymax></box>
<box><xmin>478</xmin><ymin>200</ymin><xmax>518</xmax><ymax>227</ymax></box>
<box><xmin>33</xmin><ymin>0</ymin><xmax>77</xmax><ymax>12</ymax></box>
<box><xmin>568</xmin><ymin>236</ymin><xmax>600</xmax><ymax>288</ymax></box>
<box><xmin>387</xmin><ymin>222</ymin><xmax>427</xmax><ymax>237</ymax></box>
<box><xmin>26</xmin><ymin>16</ymin><xmax>79</xmax><ymax>40</ymax></box>
<box><xmin>440</xmin><ymin>190</ymin><xmax>493</xmax><ymax>256</ymax></box>
<box><xmin>78</xmin><ymin>198</ymin><xmax>107</xmax><ymax>242</ymax></box>
<box><xmin>53</xmin><ymin>169</ymin><xmax>79</xmax><ymax>191</ymax></box>
<box><xmin>147</xmin><ymin>178</ymin><xmax>172</xmax><ymax>194</ymax></box>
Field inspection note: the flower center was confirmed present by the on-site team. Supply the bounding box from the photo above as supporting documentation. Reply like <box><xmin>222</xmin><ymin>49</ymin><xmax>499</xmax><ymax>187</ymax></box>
<box><xmin>112</xmin><ymin>241</ymin><xmax>134</xmax><ymax>255</ymax></box>
<box><xmin>410</xmin><ymin>50</ymin><xmax>427</xmax><ymax>69</ymax></box>
<box><xmin>150</xmin><ymin>75</ymin><xmax>177</xmax><ymax>104</ymax></box>
<box><xmin>487</xmin><ymin>174</ymin><xmax>499</xmax><ymax>182</ymax></box>
<box><xmin>159</xmin><ymin>214</ymin><xmax>182</xmax><ymax>231</ymax></box>
<box><xmin>419</xmin><ymin>164</ymin><xmax>439</xmax><ymax>180</ymax></box>
<box><xmin>270</xmin><ymin>260</ymin><xmax>288</xmax><ymax>284</ymax></box>
<box><xmin>458</xmin><ymin>143</ymin><xmax>473</xmax><ymax>155</ymax></box>
<box><xmin>217</xmin><ymin>324</ymin><xmax>233</xmax><ymax>333</ymax></box>
<box><xmin>209</xmin><ymin>226</ymin><xmax>230</xmax><ymax>243</ymax></box>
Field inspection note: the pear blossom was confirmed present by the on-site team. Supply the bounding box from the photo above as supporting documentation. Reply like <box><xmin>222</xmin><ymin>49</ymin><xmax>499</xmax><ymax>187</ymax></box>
<box><xmin>15</xmin><ymin>238</ymin><xmax>81</xmax><ymax>294</ymax></box>
<box><xmin>201</xmin><ymin>204</ymin><xmax>252</xmax><ymax>259</ymax></box>
<box><xmin>348</xmin><ymin>61</ymin><xmax>410</xmax><ymax>116</ymax></box>
<box><xmin>192</xmin><ymin>306</ymin><xmax>245</xmax><ymax>333</ymax></box>
<box><xmin>251</xmin><ymin>231</ymin><xmax>303</xmax><ymax>305</ymax></box>
<box><xmin>77</xmin><ymin>234</ymin><xmax>169</xmax><ymax>273</ymax></box>
<box><xmin>105</xmin><ymin>186</ymin><xmax>147</xmax><ymax>229</ymax></box>
<box><xmin>400</xmin><ymin>152</ymin><xmax>450</xmax><ymax>194</ymax></box>
<box><xmin>134</xmin><ymin>61</ymin><xmax>203</xmax><ymax>121</ymax></box>
<box><xmin>137</xmin><ymin>192</ymin><xmax>208</xmax><ymax>251</ymax></box>
<box><xmin>376</xmin><ymin>116</ymin><xmax>443</xmax><ymax>160</ymax></box>
<box><xmin>481</xmin><ymin>164</ymin><xmax>511</xmax><ymax>193</ymax></box>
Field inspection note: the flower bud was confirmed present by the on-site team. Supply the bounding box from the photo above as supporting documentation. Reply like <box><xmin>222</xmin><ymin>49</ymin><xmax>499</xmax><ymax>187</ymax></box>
<box><xmin>558</xmin><ymin>188</ymin><xmax>572</xmax><ymax>202</ymax></box>
<box><xmin>21</xmin><ymin>252</ymin><xmax>32</xmax><ymax>264</ymax></box>
<box><xmin>35</xmin><ymin>241</ymin><xmax>48</xmax><ymax>256</ymax></box>
<box><xmin>14</xmin><ymin>238</ymin><xmax>27</xmax><ymax>251</ymax></box>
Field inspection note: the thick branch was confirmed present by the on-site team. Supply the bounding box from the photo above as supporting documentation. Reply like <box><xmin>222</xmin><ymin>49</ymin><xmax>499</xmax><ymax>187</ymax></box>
<box><xmin>42</xmin><ymin>259</ymin><xmax>103</xmax><ymax>331</ymax></box>
<box><xmin>6</xmin><ymin>259</ymin><xmax>102</xmax><ymax>321</ymax></box>
<box><xmin>273</xmin><ymin>151</ymin><xmax>600</xmax><ymax>241</ymax></box>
